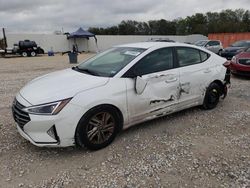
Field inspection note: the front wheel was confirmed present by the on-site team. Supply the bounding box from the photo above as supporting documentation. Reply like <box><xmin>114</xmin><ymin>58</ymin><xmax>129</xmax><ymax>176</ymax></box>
<box><xmin>203</xmin><ymin>83</ymin><xmax>222</xmax><ymax>110</ymax></box>
<box><xmin>75</xmin><ymin>106</ymin><xmax>121</xmax><ymax>150</ymax></box>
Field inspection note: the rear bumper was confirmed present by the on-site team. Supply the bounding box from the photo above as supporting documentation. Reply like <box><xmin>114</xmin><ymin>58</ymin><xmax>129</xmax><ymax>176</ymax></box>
<box><xmin>222</xmin><ymin>68</ymin><xmax>231</xmax><ymax>99</ymax></box>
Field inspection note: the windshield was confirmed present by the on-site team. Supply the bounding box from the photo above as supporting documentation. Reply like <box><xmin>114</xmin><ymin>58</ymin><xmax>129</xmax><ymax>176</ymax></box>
<box><xmin>231</xmin><ymin>41</ymin><xmax>249</xmax><ymax>47</ymax></box>
<box><xmin>194</xmin><ymin>40</ymin><xmax>208</xmax><ymax>46</ymax></box>
<box><xmin>246</xmin><ymin>48</ymin><xmax>250</xmax><ymax>52</ymax></box>
<box><xmin>76</xmin><ymin>47</ymin><xmax>145</xmax><ymax>77</ymax></box>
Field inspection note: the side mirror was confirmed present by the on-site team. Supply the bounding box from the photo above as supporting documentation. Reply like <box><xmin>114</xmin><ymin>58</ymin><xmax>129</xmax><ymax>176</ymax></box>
<box><xmin>135</xmin><ymin>76</ymin><xmax>147</xmax><ymax>95</ymax></box>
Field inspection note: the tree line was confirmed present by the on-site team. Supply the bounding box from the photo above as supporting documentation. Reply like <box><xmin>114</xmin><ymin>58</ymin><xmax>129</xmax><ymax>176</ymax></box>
<box><xmin>88</xmin><ymin>9</ymin><xmax>250</xmax><ymax>36</ymax></box>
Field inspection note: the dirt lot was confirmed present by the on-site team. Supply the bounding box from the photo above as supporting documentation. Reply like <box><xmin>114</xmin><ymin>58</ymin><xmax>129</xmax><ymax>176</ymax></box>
<box><xmin>0</xmin><ymin>54</ymin><xmax>249</xmax><ymax>188</ymax></box>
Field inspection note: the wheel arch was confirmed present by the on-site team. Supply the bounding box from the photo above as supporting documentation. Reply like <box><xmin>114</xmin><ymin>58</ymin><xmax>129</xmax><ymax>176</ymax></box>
<box><xmin>76</xmin><ymin>103</ymin><xmax>124</xmax><ymax>133</ymax></box>
<box><xmin>74</xmin><ymin>103</ymin><xmax>124</xmax><ymax>149</ymax></box>
<box><xmin>210</xmin><ymin>80</ymin><xmax>224</xmax><ymax>95</ymax></box>
<box><xmin>98</xmin><ymin>103</ymin><xmax>124</xmax><ymax>131</ymax></box>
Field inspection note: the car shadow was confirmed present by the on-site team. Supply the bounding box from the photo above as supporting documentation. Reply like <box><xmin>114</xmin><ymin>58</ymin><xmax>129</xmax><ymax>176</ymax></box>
<box><xmin>19</xmin><ymin>105</ymin><xmax>207</xmax><ymax>159</ymax></box>
<box><xmin>20</xmin><ymin>106</ymin><xmax>201</xmax><ymax>155</ymax></box>
<box><xmin>232</xmin><ymin>74</ymin><xmax>250</xmax><ymax>80</ymax></box>
<box><xmin>1</xmin><ymin>55</ymin><xmax>45</xmax><ymax>59</ymax></box>
<box><xmin>120</xmin><ymin>106</ymin><xmax>202</xmax><ymax>135</ymax></box>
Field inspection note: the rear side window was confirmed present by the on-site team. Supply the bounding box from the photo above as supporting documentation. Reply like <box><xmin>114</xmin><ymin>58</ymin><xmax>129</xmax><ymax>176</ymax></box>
<box><xmin>208</xmin><ymin>41</ymin><xmax>220</xmax><ymax>46</ymax></box>
<box><xmin>200</xmin><ymin>51</ymin><xmax>209</xmax><ymax>61</ymax></box>
<box><xmin>177</xmin><ymin>47</ymin><xmax>210</xmax><ymax>67</ymax></box>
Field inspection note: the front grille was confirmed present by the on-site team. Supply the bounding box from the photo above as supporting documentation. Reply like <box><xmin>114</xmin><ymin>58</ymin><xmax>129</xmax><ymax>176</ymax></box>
<box><xmin>12</xmin><ymin>99</ymin><xmax>30</xmax><ymax>129</ymax></box>
<box><xmin>238</xmin><ymin>59</ymin><xmax>250</xmax><ymax>66</ymax></box>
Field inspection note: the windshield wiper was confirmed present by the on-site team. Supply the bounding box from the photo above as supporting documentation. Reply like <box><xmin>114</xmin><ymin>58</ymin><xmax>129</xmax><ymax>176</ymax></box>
<box><xmin>72</xmin><ymin>66</ymin><xmax>99</xmax><ymax>76</ymax></box>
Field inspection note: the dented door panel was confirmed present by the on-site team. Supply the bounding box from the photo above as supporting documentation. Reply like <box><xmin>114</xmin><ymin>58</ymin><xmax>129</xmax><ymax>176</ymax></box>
<box><xmin>177</xmin><ymin>60</ymin><xmax>216</xmax><ymax>107</ymax></box>
<box><xmin>125</xmin><ymin>69</ymin><xmax>180</xmax><ymax>124</ymax></box>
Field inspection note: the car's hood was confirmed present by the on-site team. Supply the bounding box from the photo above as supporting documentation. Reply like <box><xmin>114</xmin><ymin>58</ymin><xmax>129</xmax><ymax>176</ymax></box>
<box><xmin>235</xmin><ymin>52</ymin><xmax>250</xmax><ymax>59</ymax></box>
<box><xmin>224</xmin><ymin>46</ymin><xmax>245</xmax><ymax>52</ymax></box>
<box><xmin>19</xmin><ymin>68</ymin><xmax>109</xmax><ymax>105</ymax></box>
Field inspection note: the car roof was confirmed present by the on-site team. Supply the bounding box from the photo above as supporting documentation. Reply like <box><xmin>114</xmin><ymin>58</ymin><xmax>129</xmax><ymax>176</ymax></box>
<box><xmin>115</xmin><ymin>42</ymin><xmax>195</xmax><ymax>49</ymax></box>
<box><xmin>197</xmin><ymin>40</ymin><xmax>220</xmax><ymax>42</ymax></box>
<box><xmin>234</xmin><ymin>40</ymin><xmax>250</xmax><ymax>43</ymax></box>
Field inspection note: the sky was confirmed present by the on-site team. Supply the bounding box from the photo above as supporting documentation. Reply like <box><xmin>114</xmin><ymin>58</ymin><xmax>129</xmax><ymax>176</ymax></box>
<box><xmin>0</xmin><ymin>0</ymin><xmax>249</xmax><ymax>36</ymax></box>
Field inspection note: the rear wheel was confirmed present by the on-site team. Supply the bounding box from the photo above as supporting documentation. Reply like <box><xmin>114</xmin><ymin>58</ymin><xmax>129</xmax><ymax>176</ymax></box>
<box><xmin>75</xmin><ymin>105</ymin><xmax>121</xmax><ymax>150</ymax></box>
<box><xmin>218</xmin><ymin>50</ymin><xmax>222</xmax><ymax>56</ymax></box>
<box><xmin>21</xmin><ymin>51</ymin><xmax>28</xmax><ymax>57</ymax></box>
<box><xmin>30</xmin><ymin>51</ymin><xmax>36</xmax><ymax>57</ymax></box>
<box><xmin>203</xmin><ymin>83</ymin><xmax>222</xmax><ymax>110</ymax></box>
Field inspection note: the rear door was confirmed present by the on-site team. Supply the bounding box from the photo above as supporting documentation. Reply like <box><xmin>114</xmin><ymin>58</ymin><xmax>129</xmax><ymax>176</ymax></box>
<box><xmin>175</xmin><ymin>47</ymin><xmax>212</xmax><ymax>107</ymax></box>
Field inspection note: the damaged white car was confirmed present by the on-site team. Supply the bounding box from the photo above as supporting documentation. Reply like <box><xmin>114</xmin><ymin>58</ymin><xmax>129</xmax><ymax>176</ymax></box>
<box><xmin>12</xmin><ymin>42</ymin><xmax>231</xmax><ymax>150</ymax></box>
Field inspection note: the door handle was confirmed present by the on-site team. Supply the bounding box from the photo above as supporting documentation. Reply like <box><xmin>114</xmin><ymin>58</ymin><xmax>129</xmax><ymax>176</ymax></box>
<box><xmin>149</xmin><ymin>74</ymin><xmax>166</xmax><ymax>79</ymax></box>
<box><xmin>204</xmin><ymin>69</ymin><xmax>211</xmax><ymax>73</ymax></box>
<box><xmin>165</xmin><ymin>77</ymin><xmax>177</xmax><ymax>83</ymax></box>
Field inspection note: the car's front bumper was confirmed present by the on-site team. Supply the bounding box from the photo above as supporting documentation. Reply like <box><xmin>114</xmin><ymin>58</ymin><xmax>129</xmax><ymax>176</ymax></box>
<box><xmin>16</xmin><ymin>124</ymin><xmax>59</xmax><ymax>147</ymax></box>
<box><xmin>13</xmin><ymin>94</ymin><xmax>85</xmax><ymax>147</ymax></box>
<box><xmin>230</xmin><ymin>62</ymin><xmax>250</xmax><ymax>76</ymax></box>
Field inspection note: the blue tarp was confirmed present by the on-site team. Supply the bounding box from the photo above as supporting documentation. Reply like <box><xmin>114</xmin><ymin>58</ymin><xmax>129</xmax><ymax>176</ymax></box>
<box><xmin>67</xmin><ymin>27</ymin><xmax>95</xmax><ymax>39</ymax></box>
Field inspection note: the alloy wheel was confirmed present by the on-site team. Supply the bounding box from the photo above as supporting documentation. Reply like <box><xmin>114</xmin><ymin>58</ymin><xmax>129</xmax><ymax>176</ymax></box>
<box><xmin>86</xmin><ymin>112</ymin><xmax>115</xmax><ymax>144</ymax></box>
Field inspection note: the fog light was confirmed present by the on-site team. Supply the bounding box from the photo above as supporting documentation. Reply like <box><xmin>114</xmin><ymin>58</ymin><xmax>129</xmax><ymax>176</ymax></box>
<box><xmin>47</xmin><ymin>125</ymin><xmax>59</xmax><ymax>142</ymax></box>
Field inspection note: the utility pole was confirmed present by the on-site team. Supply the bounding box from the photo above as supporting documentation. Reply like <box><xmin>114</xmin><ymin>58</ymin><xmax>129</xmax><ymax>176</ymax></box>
<box><xmin>2</xmin><ymin>28</ymin><xmax>7</xmax><ymax>49</ymax></box>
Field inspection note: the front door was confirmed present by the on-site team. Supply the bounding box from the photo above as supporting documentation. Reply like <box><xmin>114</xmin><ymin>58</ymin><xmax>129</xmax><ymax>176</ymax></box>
<box><xmin>123</xmin><ymin>47</ymin><xmax>180</xmax><ymax>124</ymax></box>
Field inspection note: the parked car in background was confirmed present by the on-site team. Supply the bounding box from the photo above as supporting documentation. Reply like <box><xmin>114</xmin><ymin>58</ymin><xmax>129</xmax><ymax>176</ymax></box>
<box><xmin>12</xmin><ymin>42</ymin><xmax>230</xmax><ymax>150</ymax></box>
<box><xmin>230</xmin><ymin>47</ymin><xmax>250</xmax><ymax>76</ymax></box>
<box><xmin>194</xmin><ymin>40</ymin><xmax>223</xmax><ymax>55</ymax></box>
<box><xmin>221</xmin><ymin>40</ymin><xmax>250</xmax><ymax>60</ymax></box>
<box><xmin>148</xmin><ymin>38</ymin><xmax>175</xmax><ymax>42</ymax></box>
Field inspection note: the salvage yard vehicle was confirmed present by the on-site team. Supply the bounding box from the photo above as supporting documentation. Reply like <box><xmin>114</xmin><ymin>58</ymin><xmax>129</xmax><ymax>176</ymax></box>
<box><xmin>12</xmin><ymin>42</ymin><xmax>230</xmax><ymax>150</ymax></box>
<box><xmin>1</xmin><ymin>40</ymin><xmax>44</xmax><ymax>57</ymax></box>
<box><xmin>230</xmin><ymin>47</ymin><xmax>250</xmax><ymax>76</ymax></box>
<box><xmin>221</xmin><ymin>40</ymin><xmax>250</xmax><ymax>60</ymax></box>
<box><xmin>194</xmin><ymin>40</ymin><xmax>223</xmax><ymax>55</ymax></box>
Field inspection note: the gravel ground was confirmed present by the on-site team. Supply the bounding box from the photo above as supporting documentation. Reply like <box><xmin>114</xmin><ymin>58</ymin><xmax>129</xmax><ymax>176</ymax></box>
<box><xmin>0</xmin><ymin>54</ymin><xmax>249</xmax><ymax>188</ymax></box>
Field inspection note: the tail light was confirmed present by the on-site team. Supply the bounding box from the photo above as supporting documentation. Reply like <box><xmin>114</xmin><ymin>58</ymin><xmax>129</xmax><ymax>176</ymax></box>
<box><xmin>223</xmin><ymin>61</ymin><xmax>231</xmax><ymax>68</ymax></box>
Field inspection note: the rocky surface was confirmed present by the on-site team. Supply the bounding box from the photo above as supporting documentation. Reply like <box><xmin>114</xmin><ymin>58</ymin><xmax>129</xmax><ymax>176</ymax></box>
<box><xmin>0</xmin><ymin>54</ymin><xmax>249</xmax><ymax>188</ymax></box>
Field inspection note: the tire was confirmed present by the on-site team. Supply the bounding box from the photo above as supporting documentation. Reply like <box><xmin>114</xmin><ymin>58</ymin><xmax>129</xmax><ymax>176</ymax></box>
<box><xmin>218</xmin><ymin>50</ymin><xmax>222</xmax><ymax>56</ymax></box>
<box><xmin>75</xmin><ymin>105</ymin><xmax>121</xmax><ymax>150</ymax></box>
<box><xmin>30</xmin><ymin>51</ymin><xmax>36</xmax><ymax>57</ymax></box>
<box><xmin>21</xmin><ymin>51</ymin><xmax>28</xmax><ymax>57</ymax></box>
<box><xmin>203</xmin><ymin>83</ymin><xmax>222</xmax><ymax>110</ymax></box>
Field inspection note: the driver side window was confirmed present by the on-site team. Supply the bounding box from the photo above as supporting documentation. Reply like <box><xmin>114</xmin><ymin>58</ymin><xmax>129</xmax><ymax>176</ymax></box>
<box><xmin>133</xmin><ymin>48</ymin><xmax>174</xmax><ymax>76</ymax></box>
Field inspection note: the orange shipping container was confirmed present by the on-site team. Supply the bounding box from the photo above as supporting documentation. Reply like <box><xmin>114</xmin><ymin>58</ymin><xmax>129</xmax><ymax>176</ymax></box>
<box><xmin>208</xmin><ymin>33</ymin><xmax>250</xmax><ymax>48</ymax></box>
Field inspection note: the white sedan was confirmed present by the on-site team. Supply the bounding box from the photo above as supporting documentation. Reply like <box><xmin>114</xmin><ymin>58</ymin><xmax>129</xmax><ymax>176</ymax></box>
<box><xmin>12</xmin><ymin>42</ymin><xmax>230</xmax><ymax>150</ymax></box>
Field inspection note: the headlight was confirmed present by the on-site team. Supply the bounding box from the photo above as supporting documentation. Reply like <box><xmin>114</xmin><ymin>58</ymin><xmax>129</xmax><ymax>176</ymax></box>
<box><xmin>231</xmin><ymin>56</ymin><xmax>237</xmax><ymax>63</ymax></box>
<box><xmin>23</xmin><ymin>98</ymin><xmax>72</xmax><ymax>115</ymax></box>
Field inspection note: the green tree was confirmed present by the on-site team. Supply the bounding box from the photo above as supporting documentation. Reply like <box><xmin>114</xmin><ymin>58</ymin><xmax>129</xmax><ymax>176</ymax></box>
<box><xmin>88</xmin><ymin>9</ymin><xmax>250</xmax><ymax>35</ymax></box>
<box><xmin>243</xmin><ymin>10</ymin><xmax>250</xmax><ymax>32</ymax></box>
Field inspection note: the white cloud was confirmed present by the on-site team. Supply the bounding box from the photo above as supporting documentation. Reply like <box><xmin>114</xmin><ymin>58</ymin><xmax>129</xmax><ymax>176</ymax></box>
<box><xmin>0</xmin><ymin>0</ymin><xmax>249</xmax><ymax>34</ymax></box>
